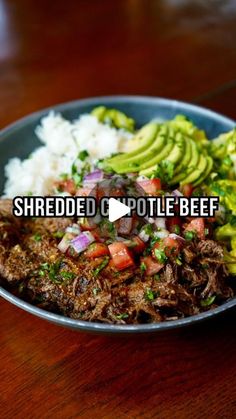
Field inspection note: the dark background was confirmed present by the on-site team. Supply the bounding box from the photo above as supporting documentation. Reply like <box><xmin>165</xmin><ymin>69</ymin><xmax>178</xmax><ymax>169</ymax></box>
<box><xmin>0</xmin><ymin>1</ymin><xmax>236</xmax><ymax>418</ymax></box>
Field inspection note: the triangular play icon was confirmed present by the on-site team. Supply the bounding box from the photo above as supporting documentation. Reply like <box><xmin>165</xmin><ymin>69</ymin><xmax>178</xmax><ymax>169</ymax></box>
<box><xmin>108</xmin><ymin>198</ymin><xmax>131</xmax><ymax>222</ymax></box>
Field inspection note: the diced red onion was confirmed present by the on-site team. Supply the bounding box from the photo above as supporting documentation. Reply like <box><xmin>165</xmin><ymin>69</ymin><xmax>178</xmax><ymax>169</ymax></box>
<box><xmin>116</xmin><ymin>236</ymin><xmax>127</xmax><ymax>242</ymax></box>
<box><xmin>93</xmin><ymin>213</ymin><xmax>102</xmax><ymax>224</ymax></box>
<box><xmin>145</xmin><ymin>216</ymin><xmax>155</xmax><ymax>224</ymax></box>
<box><xmin>136</xmin><ymin>175</ymin><xmax>148</xmax><ymax>182</ymax></box>
<box><xmin>153</xmin><ymin>229</ymin><xmax>169</xmax><ymax>239</ymax></box>
<box><xmin>71</xmin><ymin>231</ymin><xmax>95</xmax><ymax>253</ymax></box>
<box><xmin>66</xmin><ymin>224</ymin><xmax>81</xmax><ymax>235</ymax></box>
<box><xmin>154</xmin><ymin>217</ymin><xmax>166</xmax><ymax>229</ymax></box>
<box><xmin>138</xmin><ymin>229</ymin><xmax>150</xmax><ymax>242</ymax></box>
<box><xmin>83</xmin><ymin>169</ymin><xmax>104</xmax><ymax>184</ymax></box>
<box><xmin>58</xmin><ymin>233</ymin><xmax>74</xmax><ymax>253</ymax></box>
<box><xmin>172</xmin><ymin>189</ymin><xmax>183</xmax><ymax>197</ymax></box>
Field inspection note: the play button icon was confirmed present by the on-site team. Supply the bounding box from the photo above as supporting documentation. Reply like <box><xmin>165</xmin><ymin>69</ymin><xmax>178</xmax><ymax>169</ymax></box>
<box><xmin>108</xmin><ymin>198</ymin><xmax>131</xmax><ymax>222</ymax></box>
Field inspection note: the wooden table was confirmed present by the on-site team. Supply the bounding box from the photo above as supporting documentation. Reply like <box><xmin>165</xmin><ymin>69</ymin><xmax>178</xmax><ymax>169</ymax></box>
<box><xmin>0</xmin><ymin>1</ymin><xmax>236</xmax><ymax>417</ymax></box>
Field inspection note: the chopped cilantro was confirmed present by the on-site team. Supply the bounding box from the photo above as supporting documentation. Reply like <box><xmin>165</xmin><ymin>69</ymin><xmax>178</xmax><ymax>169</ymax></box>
<box><xmin>33</xmin><ymin>233</ymin><xmax>42</xmax><ymax>242</ymax></box>
<box><xmin>99</xmin><ymin>219</ymin><xmax>116</xmax><ymax>239</ymax></box>
<box><xmin>173</xmin><ymin>224</ymin><xmax>180</xmax><ymax>234</ymax></box>
<box><xmin>93</xmin><ymin>287</ymin><xmax>101</xmax><ymax>296</ymax></box>
<box><xmin>222</xmin><ymin>156</ymin><xmax>232</xmax><ymax>166</ymax></box>
<box><xmin>211</xmin><ymin>182</ymin><xmax>225</xmax><ymax>197</ymax></box>
<box><xmin>140</xmin><ymin>262</ymin><xmax>147</xmax><ymax>273</ymax></box>
<box><xmin>154</xmin><ymin>248</ymin><xmax>167</xmax><ymax>263</ymax></box>
<box><xmin>116</xmin><ymin>313</ymin><xmax>129</xmax><ymax>319</ymax></box>
<box><xmin>143</xmin><ymin>224</ymin><xmax>153</xmax><ymax>236</ymax></box>
<box><xmin>40</xmin><ymin>262</ymin><xmax>49</xmax><ymax>270</ymax></box>
<box><xmin>228</xmin><ymin>215</ymin><xmax>236</xmax><ymax>226</ymax></box>
<box><xmin>53</xmin><ymin>231</ymin><xmax>64</xmax><ymax>239</ymax></box>
<box><xmin>92</xmin><ymin>257</ymin><xmax>110</xmax><ymax>277</ymax></box>
<box><xmin>60</xmin><ymin>173</ymin><xmax>69</xmax><ymax>181</ymax></box>
<box><xmin>184</xmin><ymin>230</ymin><xmax>196</xmax><ymax>241</ymax></box>
<box><xmin>18</xmin><ymin>283</ymin><xmax>25</xmax><ymax>293</ymax></box>
<box><xmin>149</xmin><ymin>236</ymin><xmax>161</xmax><ymax>248</ymax></box>
<box><xmin>39</xmin><ymin>260</ymin><xmax>74</xmax><ymax>284</ymax></box>
<box><xmin>200</xmin><ymin>295</ymin><xmax>216</xmax><ymax>307</ymax></box>
<box><xmin>60</xmin><ymin>271</ymin><xmax>76</xmax><ymax>280</ymax></box>
<box><xmin>175</xmin><ymin>256</ymin><xmax>182</xmax><ymax>266</ymax></box>
<box><xmin>151</xmin><ymin>160</ymin><xmax>174</xmax><ymax>183</ymax></box>
<box><xmin>145</xmin><ymin>288</ymin><xmax>159</xmax><ymax>301</ymax></box>
<box><xmin>48</xmin><ymin>260</ymin><xmax>63</xmax><ymax>283</ymax></box>
<box><xmin>71</xmin><ymin>162</ymin><xmax>78</xmax><ymax>175</ymax></box>
<box><xmin>38</xmin><ymin>270</ymin><xmax>45</xmax><ymax>277</ymax></box>
<box><xmin>78</xmin><ymin>150</ymin><xmax>89</xmax><ymax>161</ymax></box>
<box><xmin>154</xmin><ymin>274</ymin><xmax>160</xmax><ymax>281</ymax></box>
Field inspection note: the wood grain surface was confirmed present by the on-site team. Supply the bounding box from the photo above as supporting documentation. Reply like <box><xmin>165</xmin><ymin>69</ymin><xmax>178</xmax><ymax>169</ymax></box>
<box><xmin>0</xmin><ymin>1</ymin><xmax>236</xmax><ymax>418</ymax></box>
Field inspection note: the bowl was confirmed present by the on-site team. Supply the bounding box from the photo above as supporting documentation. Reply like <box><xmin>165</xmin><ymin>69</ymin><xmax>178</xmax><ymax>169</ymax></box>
<box><xmin>0</xmin><ymin>95</ymin><xmax>235</xmax><ymax>333</ymax></box>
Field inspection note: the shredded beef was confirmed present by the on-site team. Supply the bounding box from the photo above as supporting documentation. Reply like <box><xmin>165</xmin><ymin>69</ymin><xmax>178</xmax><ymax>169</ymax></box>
<box><xmin>0</xmin><ymin>201</ymin><xmax>234</xmax><ymax>324</ymax></box>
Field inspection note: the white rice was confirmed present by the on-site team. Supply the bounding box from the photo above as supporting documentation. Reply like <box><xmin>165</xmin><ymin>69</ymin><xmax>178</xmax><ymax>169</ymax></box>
<box><xmin>3</xmin><ymin>112</ymin><xmax>133</xmax><ymax>197</ymax></box>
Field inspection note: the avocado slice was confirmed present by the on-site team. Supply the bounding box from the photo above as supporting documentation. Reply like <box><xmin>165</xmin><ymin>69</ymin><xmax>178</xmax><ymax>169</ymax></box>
<box><xmin>174</xmin><ymin>136</ymin><xmax>191</xmax><ymax>175</ymax></box>
<box><xmin>170</xmin><ymin>139</ymin><xmax>200</xmax><ymax>184</ymax></box>
<box><xmin>193</xmin><ymin>156</ymin><xmax>213</xmax><ymax>186</ymax></box>
<box><xmin>110</xmin><ymin>128</ymin><xmax>167</xmax><ymax>171</ymax></box>
<box><xmin>108</xmin><ymin>125</ymin><xmax>169</xmax><ymax>173</ymax></box>
<box><xmin>138</xmin><ymin>139</ymin><xmax>175</xmax><ymax>175</ymax></box>
<box><xmin>107</xmin><ymin>122</ymin><xmax>159</xmax><ymax>164</ymax></box>
<box><xmin>139</xmin><ymin>133</ymin><xmax>185</xmax><ymax>175</ymax></box>
<box><xmin>180</xmin><ymin>154</ymin><xmax>208</xmax><ymax>185</ymax></box>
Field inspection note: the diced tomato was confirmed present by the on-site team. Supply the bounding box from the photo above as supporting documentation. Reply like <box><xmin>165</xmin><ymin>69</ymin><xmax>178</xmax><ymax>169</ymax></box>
<box><xmin>110</xmin><ymin>187</ymin><xmax>125</xmax><ymax>197</ymax></box>
<box><xmin>96</xmin><ymin>185</ymin><xmax>108</xmax><ymax>200</ymax></box>
<box><xmin>108</xmin><ymin>242</ymin><xmax>135</xmax><ymax>270</ymax></box>
<box><xmin>166</xmin><ymin>216</ymin><xmax>182</xmax><ymax>234</ymax></box>
<box><xmin>76</xmin><ymin>187</ymin><xmax>93</xmax><ymax>197</ymax></box>
<box><xmin>108</xmin><ymin>259</ymin><xmax>116</xmax><ymax>269</ymax></box>
<box><xmin>91</xmin><ymin>227</ymin><xmax>102</xmax><ymax>241</ymax></box>
<box><xmin>141</xmin><ymin>256</ymin><xmax>164</xmax><ymax>276</ymax></box>
<box><xmin>117</xmin><ymin>217</ymin><xmax>133</xmax><ymax>235</ymax></box>
<box><xmin>124</xmin><ymin>236</ymin><xmax>146</xmax><ymax>254</ymax></box>
<box><xmin>137</xmin><ymin>178</ymin><xmax>162</xmax><ymax>195</ymax></box>
<box><xmin>185</xmin><ymin>218</ymin><xmax>205</xmax><ymax>240</ymax></box>
<box><xmin>163</xmin><ymin>237</ymin><xmax>181</xmax><ymax>256</ymax></box>
<box><xmin>56</xmin><ymin>179</ymin><xmax>76</xmax><ymax>195</ymax></box>
<box><xmin>131</xmin><ymin>236</ymin><xmax>146</xmax><ymax>254</ymax></box>
<box><xmin>79</xmin><ymin>218</ymin><xmax>97</xmax><ymax>231</ymax></box>
<box><xmin>84</xmin><ymin>242</ymin><xmax>109</xmax><ymax>258</ymax></box>
<box><xmin>152</xmin><ymin>236</ymin><xmax>181</xmax><ymax>258</ymax></box>
<box><xmin>181</xmin><ymin>183</ymin><xmax>194</xmax><ymax>197</ymax></box>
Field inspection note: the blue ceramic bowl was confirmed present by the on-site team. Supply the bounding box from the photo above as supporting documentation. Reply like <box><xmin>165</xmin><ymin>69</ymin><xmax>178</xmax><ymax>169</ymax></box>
<box><xmin>0</xmin><ymin>96</ymin><xmax>235</xmax><ymax>333</ymax></box>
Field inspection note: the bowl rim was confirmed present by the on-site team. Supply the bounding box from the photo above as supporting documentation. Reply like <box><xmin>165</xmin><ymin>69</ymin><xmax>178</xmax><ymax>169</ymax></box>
<box><xmin>0</xmin><ymin>95</ymin><xmax>235</xmax><ymax>333</ymax></box>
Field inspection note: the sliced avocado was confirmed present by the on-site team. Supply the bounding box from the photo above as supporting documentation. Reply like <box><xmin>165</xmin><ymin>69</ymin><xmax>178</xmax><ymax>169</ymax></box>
<box><xmin>106</xmin><ymin>122</ymin><xmax>159</xmax><ymax>164</ymax></box>
<box><xmin>180</xmin><ymin>154</ymin><xmax>208</xmax><ymax>185</ymax></box>
<box><xmin>108</xmin><ymin>125</ymin><xmax>168</xmax><ymax>173</ymax></box>
<box><xmin>139</xmin><ymin>133</ymin><xmax>184</xmax><ymax>175</ymax></box>
<box><xmin>110</xmin><ymin>127</ymin><xmax>167</xmax><ymax>170</ymax></box>
<box><xmin>170</xmin><ymin>139</ymin><xmax>200</xmax><ymax>184</ymax></box>
<box><xmin>139</xmin><ymin>139</ymin><xmax>175</xmax><ymax>175</ymax></box>
<box><xmin>174</xmin><ymin>136</ymin><xmax>191</xmax><ymax>175</ymax></box>
<box><xmin>193</xmin><ymin>156</ymin><xmax>213</xmax><ymax>186</ymax></box>
<box><xmin>92</xmin><ymin>106</ymin><xmax>135</xmax><ymax>132</ymax></box>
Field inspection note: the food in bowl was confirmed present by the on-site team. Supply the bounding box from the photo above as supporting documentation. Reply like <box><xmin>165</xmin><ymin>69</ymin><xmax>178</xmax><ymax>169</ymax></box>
<box><xmin>1</xmin><ymin>106</ymin><xmax>235</xmax><ymax>324</ymax></box>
